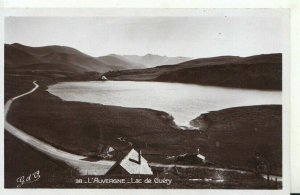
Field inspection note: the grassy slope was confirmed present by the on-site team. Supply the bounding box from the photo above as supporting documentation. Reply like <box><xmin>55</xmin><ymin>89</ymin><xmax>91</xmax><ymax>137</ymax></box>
<box><xmin>193</xmin><ymin>105</ymin><xmax>282</xmax><ymax>175</ymax></box>
<box><xmin>5</xmin><ymin>132</ymin><xmax>77</xmax><ymax>188</ymax></box>
<box><xmin>156</xmin><ymin>63</ymin><xmax>281</xmax><ymax>90</ymax></box>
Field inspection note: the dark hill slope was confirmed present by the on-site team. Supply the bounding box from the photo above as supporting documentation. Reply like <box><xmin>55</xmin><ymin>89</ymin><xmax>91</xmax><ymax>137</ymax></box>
<box><xmin>192</xmin><ymin>105</ymin><xmax>282</xmax><ymax>175</ymax></box>
<box><xmin>5</xmin><ymin>43</ymin><xmax>120</xmax><ymax>73</ymax></box>
<box><xmin>105</xmin><ymin>53</ymin><xmax>282</xmax><ymax>90</ymax></box>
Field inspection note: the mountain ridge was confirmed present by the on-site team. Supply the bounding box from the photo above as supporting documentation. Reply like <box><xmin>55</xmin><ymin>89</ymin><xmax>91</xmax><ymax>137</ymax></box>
<box><xmin>5</xmin><ymin>43</ymin><xmax>192</xmax><ymax>72</ymax></box>
<box><xmin>106</xmin><ymin>53</ymin><xmax>192</xmax><ymax>68</ymax></box>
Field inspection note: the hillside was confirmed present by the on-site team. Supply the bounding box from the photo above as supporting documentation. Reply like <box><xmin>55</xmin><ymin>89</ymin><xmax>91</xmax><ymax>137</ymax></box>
<box><xmin>5</xmin><ymin>43</ymin><xmax>121</xmax><ymax>73</ymax></box>
<box><xmin>192</xmin><ymin>105</ymin><xmax>282</xmax><ymax>175</ymax></box>
<box><xmin>105</xmin><ymin>53</ymin><xmax>282</xmax><ymax>90</ymax></box>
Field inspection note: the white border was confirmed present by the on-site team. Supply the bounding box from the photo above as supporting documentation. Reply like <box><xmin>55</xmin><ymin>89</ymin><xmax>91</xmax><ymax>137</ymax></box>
<box><xmin>0</xmin><ymin>0</ymin><xmax>294</xmax><ymax>8</ymax></box>
<box><xmin>290</xmin><ymin>2</ymin><xmax>300</xmax><ymax>193</ymax></box>
<box><xmin>0</xmin><ymin>1</ymin><xmax>298</xmax><ymax>194</ymax></box>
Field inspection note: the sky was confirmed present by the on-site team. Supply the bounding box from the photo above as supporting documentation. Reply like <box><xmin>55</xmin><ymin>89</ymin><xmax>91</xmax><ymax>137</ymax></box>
<box><xmin>5</xmin><ymin>11</ymin><xmax>287</xmax><ymax>58</ymax></box>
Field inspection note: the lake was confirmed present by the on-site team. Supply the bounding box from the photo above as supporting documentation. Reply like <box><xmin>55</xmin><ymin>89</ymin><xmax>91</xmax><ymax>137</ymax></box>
<box><xmin>47</xmin><ymin>81</ymin><xmax>282</xmax><ymax>129</ymax></box>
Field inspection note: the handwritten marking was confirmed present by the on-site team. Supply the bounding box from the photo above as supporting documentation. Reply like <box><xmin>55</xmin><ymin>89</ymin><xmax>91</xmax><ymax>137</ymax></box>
<box><xmin>16</xmin><ymin>170</ymin><xmax>40</xmax><ymax>187</ymax></box>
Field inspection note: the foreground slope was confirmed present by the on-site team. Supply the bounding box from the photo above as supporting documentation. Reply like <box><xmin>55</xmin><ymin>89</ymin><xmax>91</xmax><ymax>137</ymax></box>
<box><xmin>192</xmin><ymin>105</ymin><xmax>282</xmax><ymax>175</ymax></box>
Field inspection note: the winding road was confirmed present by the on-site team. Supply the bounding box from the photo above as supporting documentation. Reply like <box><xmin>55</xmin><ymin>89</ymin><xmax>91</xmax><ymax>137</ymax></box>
<box><xmin>5</xmin><ymin>81</ymin><xmax>116</xmax><ymax>175</ymax></box>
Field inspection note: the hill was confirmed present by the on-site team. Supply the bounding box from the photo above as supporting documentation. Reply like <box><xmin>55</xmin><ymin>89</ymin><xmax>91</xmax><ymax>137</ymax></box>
<box><xmin>5</xmin><ymin>43</ymin><xmax>121</xmax><ymax>73</ymax></box>
<box><xmin>98</xmin><ymin>54</ymin><xmax>146</xmax><ymax>70</ymax></box>
<box><xmin>192</xmin><ymin>105</ymin><xmax>282</xmax><ymax>175</ymax></box>
<box><xmin>5</xmin><ymin>43</ymin><xmax>192</xmax><ymax>74</ymax></box>
<box><xmin>111</xmin><ymin>54</ymin><xmax>192</xmax><ymax>68</ymax></box>
<box><xmin>105</xmin><ymin>53</ymin><xmax>282</xmax><ymax>90</ymax></box>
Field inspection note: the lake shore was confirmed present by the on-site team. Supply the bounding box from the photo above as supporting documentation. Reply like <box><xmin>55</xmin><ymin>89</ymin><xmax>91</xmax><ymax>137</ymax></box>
<box><xmin>5</xmin><ymin>74</ymin><xmax>282</xmax><ymax>188</ymax></box>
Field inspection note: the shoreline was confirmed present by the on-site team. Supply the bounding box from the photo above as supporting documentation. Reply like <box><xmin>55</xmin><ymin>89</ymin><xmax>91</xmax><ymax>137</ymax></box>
<box><xmin>47</xmin><ymin>80</ymin><xmax>281</xmax><ymax>131</ymax></box>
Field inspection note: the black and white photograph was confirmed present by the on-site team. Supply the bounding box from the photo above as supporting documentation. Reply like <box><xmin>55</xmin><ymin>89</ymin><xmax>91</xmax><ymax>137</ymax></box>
<box><xmin>2</xmin><ymin>8</ymin><xmax>289</xmax><ymax>190</ymax></box>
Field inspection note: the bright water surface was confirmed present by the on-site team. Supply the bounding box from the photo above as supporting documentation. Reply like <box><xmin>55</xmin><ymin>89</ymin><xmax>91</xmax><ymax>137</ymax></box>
<box><xmin>48</xmin><ymin>81</ymin><xmax>282</xmax><ymax>129</ymax></box>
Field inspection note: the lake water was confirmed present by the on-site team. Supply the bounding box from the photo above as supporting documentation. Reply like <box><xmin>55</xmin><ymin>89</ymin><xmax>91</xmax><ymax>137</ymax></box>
<box><xmin>47</xmin><ymin>81</ymin><xmax>282</xmax><ymax>129</ymax></box>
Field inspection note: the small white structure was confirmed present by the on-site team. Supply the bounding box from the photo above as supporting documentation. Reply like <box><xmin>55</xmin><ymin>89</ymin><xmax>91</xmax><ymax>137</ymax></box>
<box><xmin>119</xmin><ymin>149</ymin><xmax>153</xmax><ymax>175</ymax></box>
<box><xmin>101</xmin><ymin>75</ymin><xmax>108</xmax><ymax>80</ymax></box>
<box><xmin>107</xmin><ymin>146</ymin><xmax>114</xmax><ymax>153</ymax></box>
<box><xmin>197</xmin><ymin>148</ymin><xmax>206</xmax><ymax>161</ymax></box>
